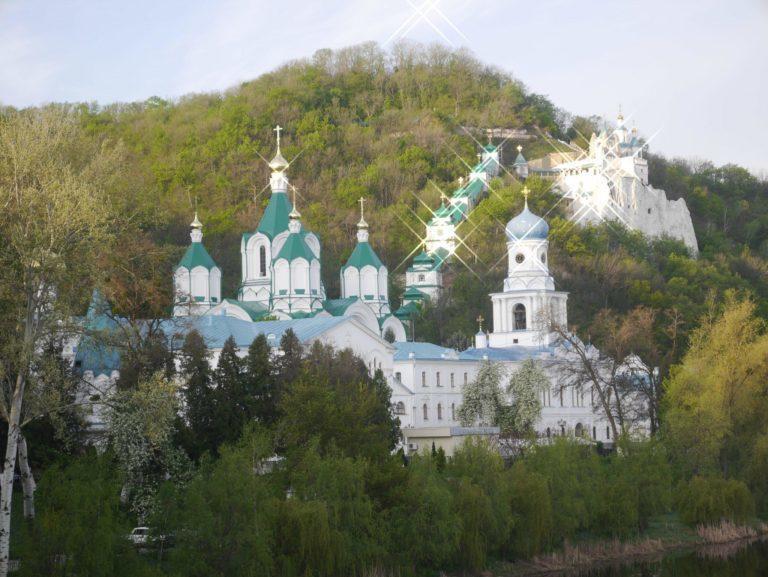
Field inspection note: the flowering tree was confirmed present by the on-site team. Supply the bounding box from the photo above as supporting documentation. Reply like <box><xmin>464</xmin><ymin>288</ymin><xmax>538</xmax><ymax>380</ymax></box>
<box><xmin>506</xmin><ymin>359</ymin><xmax>549</xmax><ymax>438</ymax></box>
<box><xmin>457</xmin><ymin>361</ymin><xmax>507</xmax><ymax>428</ymax></box>
<box><xmin>107</xmin><ymin>372</ymin><xmax>190</xmax><ymax>521</ymax></box>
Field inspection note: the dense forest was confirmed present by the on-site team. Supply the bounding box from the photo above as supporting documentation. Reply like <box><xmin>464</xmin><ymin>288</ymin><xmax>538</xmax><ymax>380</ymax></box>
<box><xmin>2</xmin><ymin>42</ymin><xmax>768</xmax><ymax>577</ymax></box>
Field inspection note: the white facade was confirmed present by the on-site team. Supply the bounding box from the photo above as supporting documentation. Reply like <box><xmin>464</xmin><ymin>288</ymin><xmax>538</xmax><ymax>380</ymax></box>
<box><xmin>553</xmin><ymin>116</ymin><xmax>699</xmax><ymax>255</ymax></box>
<box><xmin>173</xmin><ymin>214</ymin><xmax>222</xmax><ymax>317</ymax></box>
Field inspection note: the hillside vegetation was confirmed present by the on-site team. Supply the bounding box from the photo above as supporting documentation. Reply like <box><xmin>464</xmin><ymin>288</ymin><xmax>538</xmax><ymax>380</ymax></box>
<box><xmin>9</xmin><ymin>41</ymin><xmax>768</xmax><ymax>354</ymax></box>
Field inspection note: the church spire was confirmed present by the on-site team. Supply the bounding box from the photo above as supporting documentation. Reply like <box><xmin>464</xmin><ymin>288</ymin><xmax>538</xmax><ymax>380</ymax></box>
<box><xmin>190</xmin><ymin>211</ymin><xmax>203</xmax><ymax>243</ymax></box>
<box><xmin>357</xmin><ymin>197</ymin><xmax>369</xmax><ymax>243</ymax></box>
<box><xmin>288</xmin><ymin>187</ymin><xmax>302</xmax><ymax>233</ymax></box>
<box><xmin>269</xmin><ymin>125</ymin><xmax>289</xmax><ymax>172</ymax></box>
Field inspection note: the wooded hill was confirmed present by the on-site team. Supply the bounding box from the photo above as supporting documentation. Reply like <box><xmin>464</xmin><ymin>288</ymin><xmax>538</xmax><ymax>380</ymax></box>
<box><xmin>13</xmin><ymin>41</ymin><xmax>768</xmax><ymax>356</ymax></box>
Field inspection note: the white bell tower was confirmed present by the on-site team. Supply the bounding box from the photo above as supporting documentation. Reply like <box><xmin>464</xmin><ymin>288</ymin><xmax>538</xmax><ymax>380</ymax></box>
<box><xmin>487</xmin><ymin>189</ymin><xmax>568</xmax><ymax>348</ymax></box>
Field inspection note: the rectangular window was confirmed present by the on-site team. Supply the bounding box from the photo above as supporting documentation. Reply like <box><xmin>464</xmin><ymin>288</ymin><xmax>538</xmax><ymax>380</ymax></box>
<box><xmin>436</xmin><ymin>372</ymin><xmax>441</xmax><ymax>387</ymax></box>
<box><xmin>395</xmin><ymin>372</ymin><xmax>401</xmax><ymax>382</ymax></box>
<box><xmin>450</xmin><ymin>373</ymin><xmax>455</xmax><ymax>388</ymax></box>
<box><xmin>421</xmin><ymin>372</ymin><xmax>426</xmax><ymax>387</ymax></box>
<box><xmin>464</xmin><ymin>372</ymin><xmax>468</xmax><ymax>385</ymax></box>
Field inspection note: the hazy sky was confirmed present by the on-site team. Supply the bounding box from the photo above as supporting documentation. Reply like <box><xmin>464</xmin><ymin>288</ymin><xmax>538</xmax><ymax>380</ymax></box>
<box><xmin>1</xmin><ymin>0</ymin><xmax>766</xmax><ymax>173</ymax></box>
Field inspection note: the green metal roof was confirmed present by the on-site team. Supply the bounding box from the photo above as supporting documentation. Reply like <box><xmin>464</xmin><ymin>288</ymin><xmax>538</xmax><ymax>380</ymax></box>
<box><xmin>514</xmin><ymin>152</ymin><xmax>527</xmax><ymax>166</ymax></box>
<box><xmin>323</xmin><ymin>297</ymin><xmax>358</xmax><ymax>316</ymax></box>
<box><xmin>412</xmin><ymin>251</ymin><xmax>434</xmax><ymax>265</ymax></box>
<box><xmin>342</xmin><ymin>241</ymin><xmax>383</xmax><ymax>270</ymax></box>
<box><xmin>276</xmin><ymin>232</ymin><xmax>315</xmax><ymax>262</ymax></box>
<box><xmin>222</xmin><ymin>299</ymin><xmax>271</xmax><ymax>321</ymax></box>
<box><xmin>257</xmin><ymin>191</ymin><xmax>292</xmax><ymax>239</ymax></box>
<box><xmin>394</xmin><ymin>300</ymin><xmax>421</xmax><ymax>318</ymax></box>
<box><xmin>177</xmin><ymin>241</ymin><xmax>217</xmax><ymax>271</ymax></box>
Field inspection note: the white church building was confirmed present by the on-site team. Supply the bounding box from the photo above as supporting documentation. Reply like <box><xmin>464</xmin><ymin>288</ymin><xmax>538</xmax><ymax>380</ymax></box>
<box><xmin>74</xmin><ymin>126</ymin><xmax>639</xmax><ymax>455</ymax></box>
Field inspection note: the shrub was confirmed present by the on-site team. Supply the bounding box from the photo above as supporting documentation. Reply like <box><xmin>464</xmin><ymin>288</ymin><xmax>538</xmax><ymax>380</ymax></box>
<box><xmin>676</xmin><ymin>476</ymin><xmax>755</xmax><ymax>525</ymax></box>
<box><xmin>506</xmin><ymin>462</ymin><xmax>553</xmax><ymax>558</ymax></box>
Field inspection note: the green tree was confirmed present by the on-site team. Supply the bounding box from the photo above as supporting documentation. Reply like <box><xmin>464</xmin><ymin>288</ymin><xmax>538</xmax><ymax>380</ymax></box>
<box><xmin>19</xmin><ymin>453</ymin><xmax>157</xmax><ymax>577</ymax></box>
<box><xmin>664</xmin><ymin>295</ymin><xmax>768</xmax><ymax>512</ymax></box>
<box><xmin>245</xmin><ymin>334</ymin><xmax>277</xmax><ymax>425</ymax></box>
<box><xmin>211</xmin><ymin>336</ymin><xmax>248</xmax><ymax>449</ymax></box>
<box><xmin>177</xmin><ymin>329</ymin><xmax>214</xmax><ymax>460</ymax></box>
<box><xmin>0</xmin><ymin>107</ymin><xmax>122</xmax><ymax>576</ymax></box>
<box><xmin>275</xmin><ymin>328</ymin><xmax>303</xmax><ymax>392</ymax></box>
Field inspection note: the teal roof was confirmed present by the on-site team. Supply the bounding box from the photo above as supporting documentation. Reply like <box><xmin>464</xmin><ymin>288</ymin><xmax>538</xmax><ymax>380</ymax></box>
<box><xmin>413</xmin><ymin>251</ymin><xmax>434</xmax><ymax>265</ymax></box>
<box><xmin>178</xmin><ymin>241</ymin><xmax>217</xmax><ymax>271</ymax></box>
<box><xmin>323</xmin><ymin>297</ymin><xmax>359</xmax><ymax>316</ymax></box>
<box><xmin>276</xmin><ymin>232</ymin><xmax>315</xmax><ymax>262</ymax></box>
<box><xmin>514</xmin><ymin>152</ymin><xmax>527</xmax><ymax>166</ymax></box>
<box><xmin>483</xmin><ymin>144</ymin><xmax>497</xmax><ymax>153</ymax></box>
<box><xmin>257</xmin><ymin>191</ymin><xmax>292</xmax><ymax>239</ymax></box>
<box><xmin>343</xmin><ymin>241</ymin><xmax>383</xmax><ymax>270</ymax></box>
<box><xmin>159</xmin><ymin>315</ymin><xmax>348</xmax><ymax>350</ymax></box>
<box><xmin>408</xmin><ymin>249</ymin><xmax>446</xmax><ymax>272</ymax></box>
<box><xmin>394</xmin><ymin>301</ymin><xmax>421</xmax><ymax>319</ymax></box>
<box><xmin>74</xmin><ymin>290</ymin><xmax>121</xmax><ymax>377</ymax></box>
<box><xmin>222</xmin><ymin>299</ymin><xmax>271</xmax><ymax>321</ymax></box>
<box><xmin>402</xmin><ymin>287</ymin><xmax>427</xmax><ymax>301</ymax></box>
<box><xmin>430</xmin><ymin>201</ymin><xmax>468</xmax><ymax>226</ymax></box>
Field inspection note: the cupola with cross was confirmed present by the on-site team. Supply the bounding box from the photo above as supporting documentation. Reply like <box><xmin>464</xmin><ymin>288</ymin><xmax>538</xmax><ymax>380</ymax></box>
<box><xmin>270</xmin><ymin>187</ymin><xmax>324</xmax><ymax>316</ymax></box>
<box><xmin>240</xmin><ymin>125</ymin><xmax>295</xmax><ymax>305</ymax></box>
<box><xmin>174</xmin><ymin>211</ymin><xmax>222</xmax><ymax>317</ymax></box>
<box><xmin>341</xmin><ymin>197</ymin><xmax>390</xmax><ymax>318</ymax></box>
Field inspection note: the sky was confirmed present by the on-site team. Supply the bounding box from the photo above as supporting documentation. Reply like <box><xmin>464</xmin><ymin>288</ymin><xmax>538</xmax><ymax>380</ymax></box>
<box><xmin>1</xmin><ymin>0</ymin><xmax>766</xmax><ymax>174</ymax></box>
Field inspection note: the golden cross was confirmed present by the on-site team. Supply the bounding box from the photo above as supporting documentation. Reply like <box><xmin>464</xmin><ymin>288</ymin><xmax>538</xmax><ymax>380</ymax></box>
<box><xmin>358</xmin><ymin>196</ymin><xmax>366</xmax><ymax>221</ymax></box>
<box><xmin>477</xmin><ymin>315</ymin><xmax>484</xmax><ymax>331</ymax></box>
<box><xmin>517</xmin><ymin>145</ymin><xmax>523</xmax><ymax>153</ymax></box>
<box><xmin>522</xmin><ymin>186</ymin><xmax>530</xmax><ymax>201</ymax></box>
<box><xmin>274</xmin><ymin>125</ymin><xmax>282</xmax><ymax>147</ymax></box>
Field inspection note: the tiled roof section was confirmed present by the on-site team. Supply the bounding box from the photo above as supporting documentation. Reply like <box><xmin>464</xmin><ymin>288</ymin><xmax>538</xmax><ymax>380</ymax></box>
<box><xmin>343</xmin><ymin>241</ymin><xmax>383</xmax><ymax>270</ymax></box>
<box><xmin>257</xmin><ymin>191</ymin><xmax>292</xmax><ymax>239</ymax></box>
<box><xmin>323</xmin><ymin>297</ymin><xmax>359</xmax><ymax>316</ymax></box>
<box><xmin>459</xmin><ymin>346</ymin><xmax>555</xmax><ymax>361</ymax></box>
<box><xmin>276</xmin><ymin>232</ymin><xmax>315</xmax><ymax>262</ymax></box>
<box><xmin>74</xmin><ymin>290</ymin><xmax>121</xmax><ymax>377</ymax></box>
<box><xmin>178</xmin><ymin>242</ymin><xmax>217</xmax><ymax>271</ymax></box>
<box><xmin>394</xmin><ymin>301</ymin><xmax>421</xmax><ymax>319</ymax></box>
<box><xmin>159</xmin><ymin>315</ymin><xmax>349</xmax><ymax>350</ymax></box>
<box><xmin>393</xmin><ymin>341</ymin><xmax>462</xmax><ymax>361</ymax></box>
<box><xmin>222</xmin><ymin>299</ymin><xmax>271</xmax><ymax>321</ymax></box>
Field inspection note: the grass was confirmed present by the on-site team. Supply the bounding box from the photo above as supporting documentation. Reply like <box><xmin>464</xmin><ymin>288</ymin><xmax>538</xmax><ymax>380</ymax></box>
<box><xmin>490</xmin><ymin>515</ymin><xmax>768</xmax><ymax>577</ymax></box>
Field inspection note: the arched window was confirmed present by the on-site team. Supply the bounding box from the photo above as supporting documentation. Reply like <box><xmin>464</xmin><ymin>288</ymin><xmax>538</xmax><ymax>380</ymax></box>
<box><xmin>259</xmin><ymin>245</ymin><xmax>267</xmax><ymax>277</ymax></box>
<box><xmin>451</xmin><ymin>403</ymin><xmax>455</xmax><ymax>420</ymax></box>
<box><xmin>606</xmin><ymin>426</ymin><xmax>611</xmax><ymax>440</ymax></box>
<box><xmin>513</xmin><ymin>303</ymin><xmax>526</xmax><ymax>330</ymax></box>
<box><xmin>575</xmin><ymin>423</ymin><xmax>584</xmax><ymax>437</ymax></box>
<box><xmin>395</xmin><ymin>402</ymin><xmax>405</xmax><ymax>415</ymax></box>
<box><xmin>437</xmin><ymin>403</ymin><xmax>443</xmax><ymax>420</ymax></box>
<box><xmin>592</xmin><ymin>426</ymin><xmax>597</xmax><ymax>439</ymax></box>
<box><xmin>423</xmin><ymin>404</ymin><xmax>429</xmax><ymax>421</ymax></box>
<box><xmin>546</xmin><ymin>427</ymin><xmax>551</xmax><ymax>438</ymax></box>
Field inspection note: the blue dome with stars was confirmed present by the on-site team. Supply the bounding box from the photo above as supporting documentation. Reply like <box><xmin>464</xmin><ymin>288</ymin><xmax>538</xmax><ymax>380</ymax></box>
<box><xmin>505</xmin><ymin>203</ymin><xmax>549</xmax><ymax>241</ymax></box>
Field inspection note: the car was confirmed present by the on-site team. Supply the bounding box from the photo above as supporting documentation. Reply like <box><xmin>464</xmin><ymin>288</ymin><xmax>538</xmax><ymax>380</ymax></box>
<box><xmin>128</xmin><ymin>526</ymin><xmax>151</xmax><ymax>546</ymax></box>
